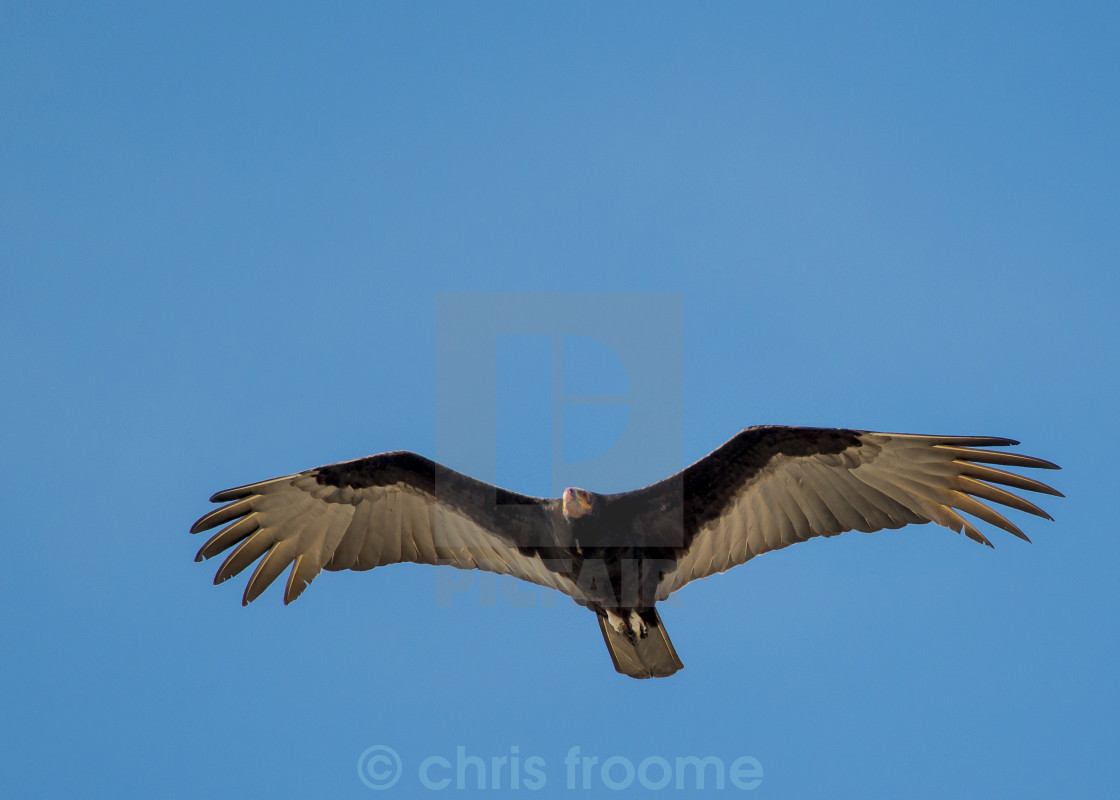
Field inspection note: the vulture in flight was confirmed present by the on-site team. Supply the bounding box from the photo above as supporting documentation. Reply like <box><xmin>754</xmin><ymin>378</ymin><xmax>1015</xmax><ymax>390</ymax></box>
<box><xmin>190</xmin><ymin>426</ymin><xmax>1061</xmax><ymax>679</ymax></box>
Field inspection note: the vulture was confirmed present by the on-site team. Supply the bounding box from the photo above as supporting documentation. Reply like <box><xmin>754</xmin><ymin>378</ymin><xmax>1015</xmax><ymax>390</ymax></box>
<box><xmin>190</xmin><ymin>426</ymin><xmax>1061</xmax><ymax>679</ymax></box>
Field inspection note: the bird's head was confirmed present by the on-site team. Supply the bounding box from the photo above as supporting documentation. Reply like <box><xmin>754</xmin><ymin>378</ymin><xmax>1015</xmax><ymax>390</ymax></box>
<box><xmin>562</xmin><ymin>487</ymin><xmax>594</xmax><ymax>520</ymax></box>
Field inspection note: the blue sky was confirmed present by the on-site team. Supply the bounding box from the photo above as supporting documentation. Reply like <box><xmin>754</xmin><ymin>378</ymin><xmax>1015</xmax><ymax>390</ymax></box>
<box><xmin>2</xmin><ymin>1</ymin><xmax>1117</xmax><ymax>796</ymax></box>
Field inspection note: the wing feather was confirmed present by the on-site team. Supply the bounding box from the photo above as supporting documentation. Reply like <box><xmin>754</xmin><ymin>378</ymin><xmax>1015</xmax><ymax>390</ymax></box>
<box><xmin>190</xmin><ymin>497</ymin><xmax>256</xmax><ymax>534</ymax></box>
<box><xmin>753</xmin><ymin>482</ymin><xmax>786</xmax><ymax>550</ymax></box>
<box><xmin>948</xmin><ymin>491</ymin><xmax>1030</xmax><ymax>542</ymax></box>
<box><xmin>784</xmin><ymin>476</ymin><xmax>840</xmax><ymax>538</ymax></box>
<box><xmin>953</xmin><ymin>476</ymin><xmax>1053</xmax><ymax>520</ymax></box>
<box><xmin>284</xmin><ymin>553</ymin><xmax>320</xmax><ymax>604</ymax></box>
<box><xmin>243</xmin><ymin>539</ymin><xmax>301</xmax><ymax>606</ymax></box>
<box><xmin>331</xmin><ymin>498</ymin><xmax>372</xmax><ymax>571</ymax></box>
<box><xmin>195</xmin><ymin>514</ymin><xmax>260</xmax><ymax>562</ymax></box>
<box><xmin>359</xmin><ymin>496</ymin><xmax>394</xmax><ymax>567</ymax></box>
<box><xmin>765</xmin><ymin>478</ymin><xmax>812</xmax><ymax>545</ymax></box>
<box><xmin>215</xmin><ymin>530</ymin><xmax>275</xmax><ymax>585</ymax></box>
<box><xmin>727</xmin><ymin>512</ymin><xmax>750</xmax><ymax>567</ymax></box>
<box><xmin>812</xmin><ymin>465</ymin><xmax>878</xmax><ymax>533</ymax></box>
<box><xmin>931</xmin><ymin>445</ymin><xmax>1059</xmax><ymax>470</ymax></box>
<box><xmin>940</xmin><ymin>508</ymin><xmax>993</xmax><ymax>547</ymax></box>
<box><xmin>956</xmin><ymin>462</ymin><xmax>1063</xmax><ymax>497</ymax></box>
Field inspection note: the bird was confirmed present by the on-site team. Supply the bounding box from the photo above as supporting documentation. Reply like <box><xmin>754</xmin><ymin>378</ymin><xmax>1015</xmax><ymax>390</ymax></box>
<box><xmin>190</xmin><ymin>426</ymin><xmax>1061</xmax><ymax>679</ymax></box>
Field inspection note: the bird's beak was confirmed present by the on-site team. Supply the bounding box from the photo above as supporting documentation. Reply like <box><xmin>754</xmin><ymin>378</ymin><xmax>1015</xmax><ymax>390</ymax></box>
<box><xmin>563</xmin><ymin>488</ymin><xmax>592</xmax><ymax>519</ymax></box>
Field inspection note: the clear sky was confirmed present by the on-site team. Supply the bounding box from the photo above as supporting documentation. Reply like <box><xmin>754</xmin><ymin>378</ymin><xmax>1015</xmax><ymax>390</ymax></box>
<box><xmin>2</xmin><ymin>2</ymin><xmax>1117</xmax><ymax>797</ymax></box>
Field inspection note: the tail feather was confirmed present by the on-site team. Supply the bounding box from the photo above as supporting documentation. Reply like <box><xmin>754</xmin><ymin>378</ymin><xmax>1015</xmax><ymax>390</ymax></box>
<box><xmin>597</xmin><ymin>608</ymin><xmax>684</xmax><ymax>679</ymax></box>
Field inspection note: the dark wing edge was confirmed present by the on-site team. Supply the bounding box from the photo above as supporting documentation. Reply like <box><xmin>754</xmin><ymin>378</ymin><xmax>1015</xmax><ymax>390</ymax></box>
<box><xmin>652</xmin><ymin>426</ymin><xmax>1062</xmax><ymax>600</ymax></box>
<box><xmin>189</xmin><ymin>451</ymin><xmax>574</xmax><ymax>606</ymax></box>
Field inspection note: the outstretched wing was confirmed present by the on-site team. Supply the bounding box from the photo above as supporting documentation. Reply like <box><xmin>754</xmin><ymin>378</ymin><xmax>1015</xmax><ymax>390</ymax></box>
<box><xmin>190</xmin><ymin>451</ymin><xmax>580</xmax><ymax>605</ymax></box>
<box><xmin>649</xmin><ymin>426</ymin><xmax>1062</xmax><ymax>600</ymax></box>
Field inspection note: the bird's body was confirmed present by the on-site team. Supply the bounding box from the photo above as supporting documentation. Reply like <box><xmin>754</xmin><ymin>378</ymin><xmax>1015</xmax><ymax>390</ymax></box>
<box><xmin>191</xmin><ymin>426</ymin><xmax>1061</xmax><ymax>678</ymax></box>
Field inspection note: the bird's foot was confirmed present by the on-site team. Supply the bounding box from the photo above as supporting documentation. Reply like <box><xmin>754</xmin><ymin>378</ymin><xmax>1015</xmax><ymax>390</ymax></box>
<box><xmin>605</xmin><ymin>609</ymin><xmax>649</xmax><ymax>642</ymax></box>
<box><xmin>629</xmin><ymin>610</ymin><xmax>648</xmax><ymax>639</ymax></box>
<box><xmin>605</xmin><ymin>609</ymin><xmax>628</xmax><ymax>637</ymax></box>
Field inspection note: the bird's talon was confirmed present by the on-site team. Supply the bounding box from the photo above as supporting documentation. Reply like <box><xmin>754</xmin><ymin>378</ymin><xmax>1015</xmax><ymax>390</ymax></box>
<box><xmin>629</xmin><ymin>610</ymin><xmax>647</xmax><ymax>638</ymax></box>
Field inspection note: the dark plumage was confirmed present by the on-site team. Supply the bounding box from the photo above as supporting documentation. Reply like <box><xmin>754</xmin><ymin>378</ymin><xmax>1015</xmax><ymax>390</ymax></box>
<box><xmin>190</xmin><ymin>426</ymin><xmax>1062</xmax><ymax>678</ymax></box>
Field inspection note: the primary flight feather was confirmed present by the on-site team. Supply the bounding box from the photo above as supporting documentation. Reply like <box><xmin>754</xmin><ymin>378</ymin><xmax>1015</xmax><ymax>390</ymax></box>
<box><xmin>190</xmin><ymin>426</ymin><xmax>1061</xmax><ymax>678</ymax></box>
